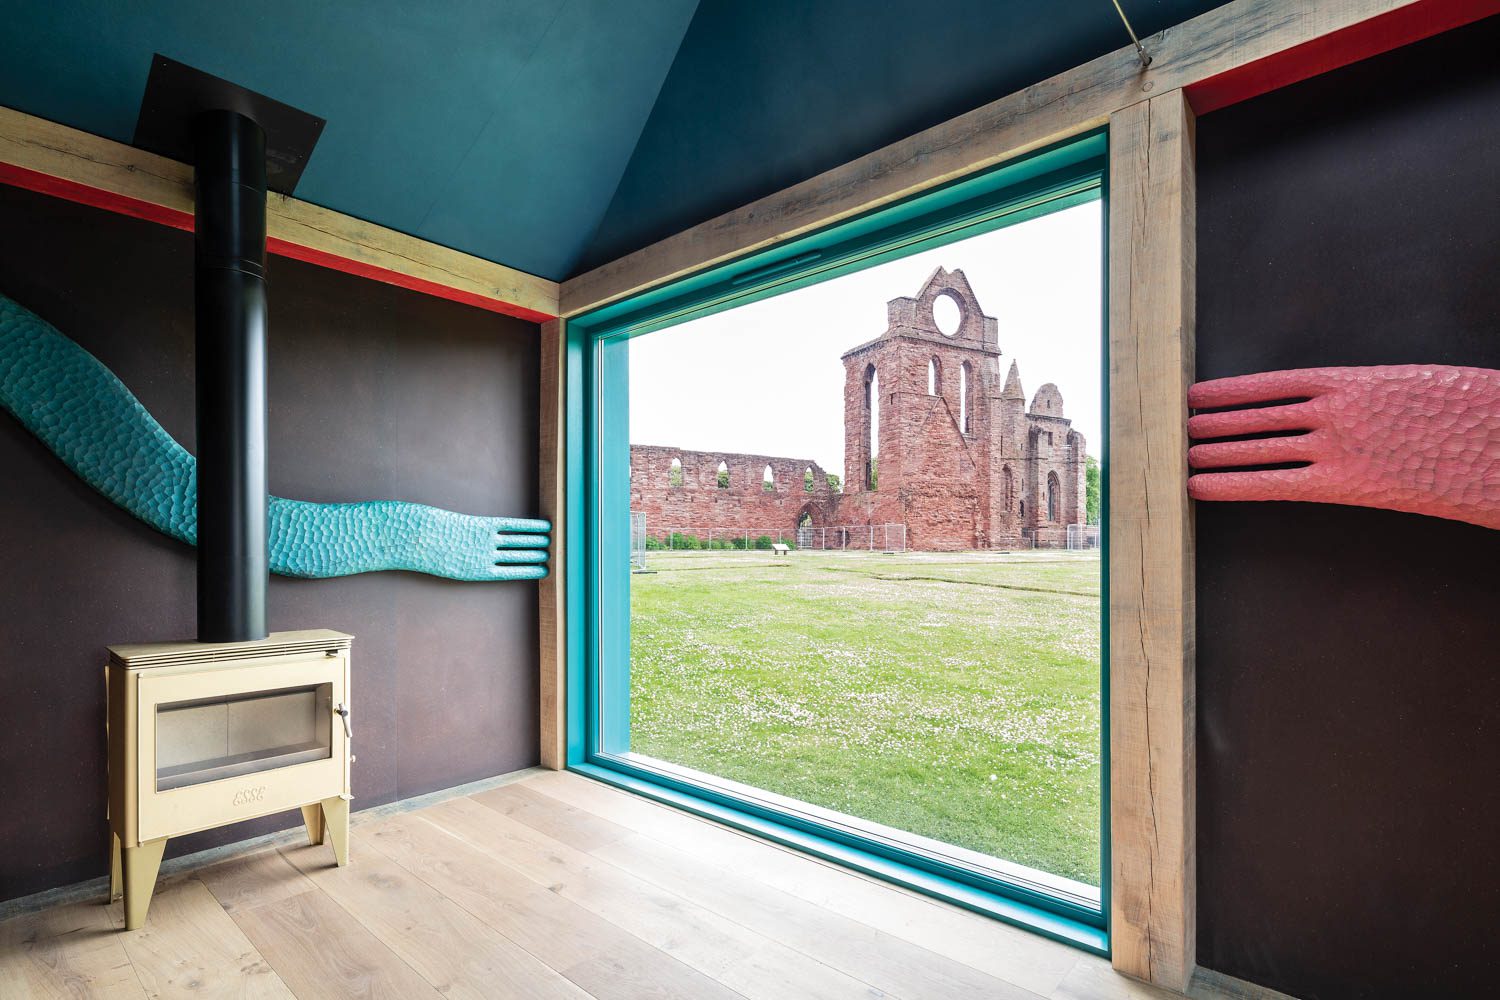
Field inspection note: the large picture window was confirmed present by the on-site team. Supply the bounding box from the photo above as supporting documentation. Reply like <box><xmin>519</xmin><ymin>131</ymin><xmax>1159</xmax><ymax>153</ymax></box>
<box><xmin>567</xmin><ymin>133</ymin><xmax>1108</xmax><ymax>951</ymax></box>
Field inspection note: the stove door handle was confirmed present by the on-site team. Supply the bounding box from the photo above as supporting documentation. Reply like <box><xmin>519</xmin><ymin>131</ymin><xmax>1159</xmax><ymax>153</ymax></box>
<box><xmin>334</xmin><ymin>702</ymin><xmax>352</xmax><ymax>740</ymax></box>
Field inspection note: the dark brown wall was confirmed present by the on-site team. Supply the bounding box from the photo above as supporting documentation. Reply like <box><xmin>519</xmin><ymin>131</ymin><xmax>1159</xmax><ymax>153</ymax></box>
<box><xmin>1195</xmin><ymin>19</ymin><xmax>1500</xmax><ymax>999</ymax></box>
<box><xmin>0</xmin><ymin>185</ymin><xmax>540</xmax><ymax>902</ymax></box>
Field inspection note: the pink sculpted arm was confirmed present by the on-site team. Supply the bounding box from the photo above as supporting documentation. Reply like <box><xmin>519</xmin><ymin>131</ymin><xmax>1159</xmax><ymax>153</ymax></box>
<box><xmin>1186</xmin><ymin>365</ymin><xmax>1500</xmax><ymax>530</ymax></box>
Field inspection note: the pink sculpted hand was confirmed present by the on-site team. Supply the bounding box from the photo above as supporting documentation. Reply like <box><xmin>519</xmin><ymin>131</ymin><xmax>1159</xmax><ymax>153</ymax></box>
<box><xmin>1187</xmin><ymin>365</ymin><xmax>1500</xmax><ymax>530</ymax></box>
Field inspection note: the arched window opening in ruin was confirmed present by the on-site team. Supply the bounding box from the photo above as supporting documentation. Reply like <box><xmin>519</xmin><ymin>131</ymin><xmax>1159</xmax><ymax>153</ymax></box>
<box><xmin>927</xmin><ymin>357</ymin><xmax>940</xmax><ymax>396</ymax></box>
<box><xmin>866</xmin><ymin>367</ymin><xmax>880</xmax><ymax>491</ymax></box>
<box><xmin>668</xmin><ymin>457</ymin><xmax>683</xmax><ymax>487</ymax></box>
<box><xmin>763</xmin><ymin>465</ymin><xmax>775</xmax><ymax>492</ymax></box>
<box><xmin>960</xmin><ymin>362</ymin><xmax>972</xmax><ymax>434</ymax></box>
<box><xmin>1047</xmin><ymin>472</ymin><xmax>1061</xmax><ymax>522</ymax></box>
<box><xmin>798</xmin><ymin>511</ymin><xmax>813</xmax><ymax>529</ymax></box>
<box><xmin>1003</xmin><ymin>465</ymin><xmax>1015</xmax><ymax>511</ymax></box>
<box><xmin>804</xmin><ymin>467</ymin><xmax>814</xmax><ymax>493</ymax></box>
<box><xmin>717</xmin><ymin>460</ymin><xmax>730</xmax><ymax>489</ymax></box>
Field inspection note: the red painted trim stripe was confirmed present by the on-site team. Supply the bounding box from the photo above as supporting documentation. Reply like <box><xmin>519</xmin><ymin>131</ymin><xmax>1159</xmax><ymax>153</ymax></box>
<box><xmin>0</xmin><ymin>161</ymin><xmax>194</xmax><ymax>231</ymax></box>
<box><xmin>266</xmin><ymin>237</ymin><xmax>555</xmax><ymax>322</ymax></box>
<box><xmin>1187</xmin><ymin>0</ymin><xmax>1500</xmax><ymax>115</ymax></box>
<box><xmin>0</xmin><ymin>162</ymin><xmax>556</xmax><ymax>321</ymax></box>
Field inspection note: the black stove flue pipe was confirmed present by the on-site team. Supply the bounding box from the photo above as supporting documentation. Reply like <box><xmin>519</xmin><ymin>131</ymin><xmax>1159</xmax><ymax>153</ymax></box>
<box><xmin>193</xmin><ymin>110</ymin><xmax>268</xmax><ymax>642</ymax></box>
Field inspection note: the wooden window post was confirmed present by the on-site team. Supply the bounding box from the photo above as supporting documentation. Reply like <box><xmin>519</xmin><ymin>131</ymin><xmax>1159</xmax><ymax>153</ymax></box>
<box><xmin>1107</xmin><ymin>89</ymin><xmax>1197</xmax><ymax>993</ymax></box>
<box><xmin>539</xmin><ymin>318</ymin><xmax>567</xmax><ymax>769</ymax></box>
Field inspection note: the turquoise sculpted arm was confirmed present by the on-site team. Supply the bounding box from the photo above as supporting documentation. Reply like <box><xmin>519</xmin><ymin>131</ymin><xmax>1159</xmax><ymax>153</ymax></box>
<box><xmin>0</xmin><ymin>294</ymin><xmax>548</xmax><ymax>582</ymax></box>
<box><xmin>269</xmin><ymin>500</ymin><xmax>548</xmax><ymax>580</ymax></box>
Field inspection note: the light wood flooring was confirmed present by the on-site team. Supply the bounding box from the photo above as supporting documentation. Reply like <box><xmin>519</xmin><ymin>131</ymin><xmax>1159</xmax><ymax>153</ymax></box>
<box><xmin>1</xmin><ymin>769</ymin><xmax>1224</xmax><ymax>999</ymax></box>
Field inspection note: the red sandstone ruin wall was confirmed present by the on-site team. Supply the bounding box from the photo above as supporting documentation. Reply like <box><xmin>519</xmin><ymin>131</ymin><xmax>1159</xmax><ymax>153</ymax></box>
<box><xmin>840</xmin><ymin>325</ymin><xmax>1003</xmax><ymax>550</ymax></box>
<box><xmin>1017</xmin><ymin>417</ymin><xmax>1086</xmax><ymax>546</ymax></box>
<box><xmin>630</xmin><ymin>445</ymin><xmax>838</xmax><ymax>538</ymax></box>
<box><xmin>630</xmin><ymin>270</ymin><xmax>1090</xmax><ymax>551</ymax></box>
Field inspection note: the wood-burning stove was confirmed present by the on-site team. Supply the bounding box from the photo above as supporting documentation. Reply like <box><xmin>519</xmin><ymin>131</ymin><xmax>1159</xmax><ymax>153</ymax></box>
<box><xmin>105</xmin><ymin>62</ymin><xmax>345</xmax><ymax>931</ymax></box>
<box><xmin>106</xmin><ymin>629</ymin><xmax>352</xmax><ymax>928</ymax></box>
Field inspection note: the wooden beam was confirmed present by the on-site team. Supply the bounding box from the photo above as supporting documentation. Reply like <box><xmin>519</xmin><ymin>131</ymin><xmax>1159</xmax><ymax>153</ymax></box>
<box><xmin>1107</xmin><ymin>90</ymin><xmax>1196</xmax><ymax>993</ymax></box>
<box><xmin>0</xmin><ymin>105</ymin><xmax>559</xmax><ymax>322</ymax></box>
<box><xmin>560</xmin><ymin>0</ymin><xmax>1441</xmax><ymax>317</ymax></box>
<box><xmin>1185</xmin><ymin>0</ymin><xmax>1500</xmax><ymax>113</ymax></box>
<box><xmin>538</xmin><ymin>319</ymin><xmax>567</xmax><ymax>769</ymax></box>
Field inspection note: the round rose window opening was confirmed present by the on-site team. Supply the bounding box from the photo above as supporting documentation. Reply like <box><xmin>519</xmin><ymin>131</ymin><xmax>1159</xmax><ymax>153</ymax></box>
<box><xmin>933</xmin><ymin>293</ymin><xmax>963</xmax><ymax>336</ymax></box>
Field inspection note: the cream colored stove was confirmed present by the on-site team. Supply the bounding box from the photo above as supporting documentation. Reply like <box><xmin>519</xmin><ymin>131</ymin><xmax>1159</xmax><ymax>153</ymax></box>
<box><xmin>106</xmin><ymin>629</ymin><xmax>353</xmax><ymax>928</ymax></box>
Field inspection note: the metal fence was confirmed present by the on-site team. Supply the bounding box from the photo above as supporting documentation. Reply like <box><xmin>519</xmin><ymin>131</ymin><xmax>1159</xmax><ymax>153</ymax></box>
<box><xmin>796</xmin><ymin>523</ymin><xmax>906</xmax><ymax>552</ymax></box>
<box><xmin>630</xmin><ymin>511</ymin><xmax>649</xmax><ymax>570</ymax></box>
<box><xmin>1066</xmin><ymin>524</ymin><xmax>1101</xmax><ymax>550</ymax></box>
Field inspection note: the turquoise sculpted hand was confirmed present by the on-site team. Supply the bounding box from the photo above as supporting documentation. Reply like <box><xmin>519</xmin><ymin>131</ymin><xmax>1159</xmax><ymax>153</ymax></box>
<box><xmin>0</xmin><ymin>294</ymin><xmax>548</xmax><ymax>581</ymax></box>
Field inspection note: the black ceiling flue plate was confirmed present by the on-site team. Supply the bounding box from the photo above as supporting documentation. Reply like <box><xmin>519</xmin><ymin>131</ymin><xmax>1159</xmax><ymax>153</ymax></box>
<box><xmin>132</xmin><ymin>54</ymin><xmax>325</xmax><ymax>195</ymax></box>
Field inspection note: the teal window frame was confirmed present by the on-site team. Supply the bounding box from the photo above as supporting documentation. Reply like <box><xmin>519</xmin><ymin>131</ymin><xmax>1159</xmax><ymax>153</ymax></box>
<box><xmin>564</xmin><ymin>129</ymin><xmax>1111</xmax><ymax>955</ymax></box>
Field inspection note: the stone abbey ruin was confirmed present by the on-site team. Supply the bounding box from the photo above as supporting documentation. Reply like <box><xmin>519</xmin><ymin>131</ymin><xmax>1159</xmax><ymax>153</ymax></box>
<box><xmin>630</xmin><ymin>268</ymin><xmax>1088</xmax><ymax>550</ymax></box>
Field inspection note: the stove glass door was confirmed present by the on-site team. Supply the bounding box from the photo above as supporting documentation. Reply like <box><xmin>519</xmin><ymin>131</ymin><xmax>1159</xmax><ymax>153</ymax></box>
<box><xmin>155</xmin><ymin>683</ymin><xmax>333</xmax><ymax>791</ymax></box>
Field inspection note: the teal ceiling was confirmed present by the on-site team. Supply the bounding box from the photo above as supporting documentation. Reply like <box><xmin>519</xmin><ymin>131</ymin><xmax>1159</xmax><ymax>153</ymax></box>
<box><xmin>581</xmin><ymin>0</ymin><xmax>1228</xmax><ymax>272</ymax></box>
<box><xmin>0</xmin><ymin>1</ymin><xmax>1227</xmax><ymax>285</ymax></box>
<box><xmin>0</xmin><ymin>0</ymin><xmax>697</xmax><ymax>282</ymax></box>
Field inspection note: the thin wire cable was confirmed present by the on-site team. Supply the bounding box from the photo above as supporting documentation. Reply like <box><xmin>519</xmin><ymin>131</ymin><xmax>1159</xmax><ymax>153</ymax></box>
<box><xmin>1110</xmin><ymin>0</ymin><xmax>1153</xmax><ymax>68</ymax></box>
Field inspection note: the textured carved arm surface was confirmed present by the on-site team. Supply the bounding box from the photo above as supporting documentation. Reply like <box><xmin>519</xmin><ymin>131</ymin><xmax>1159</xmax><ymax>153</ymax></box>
<box><xmin>1187</xmin><ymin>365</ymin><xmax>1500</xmax><ymax>530</ymax></box>
<box><xmin>0</xmin><ymin>294</ymin><xmax>549</xmax><ymax>580</ymax></box>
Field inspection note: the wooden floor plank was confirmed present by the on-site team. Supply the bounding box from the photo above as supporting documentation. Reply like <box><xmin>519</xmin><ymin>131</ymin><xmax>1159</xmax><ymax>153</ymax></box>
<box><xmin>1053</xmin><ymin>958</ymin><xmax>1182</xmax><ymax>999</ymax></box>
<box><xmin>278</xmin><ymin>835</ymin><xmax>591</xmax><ymax>1000</ymax></box>
<box><xmin>436</xmin><ymin>795</ymin><xmax>886</xmax><ymax>999</ymax></box>
<box><xmin>470</xmin><ymin>783</ymin><xmax>632</xmax><ymax>852</ymax></box>
<box><xmin>595</xmin><ymin>831</ymin><xmax>1040</xmax><ymax>999</ymax></box>
<box><xmin>0</xmin><ymin>899</ymin><xmax>145</xmax><ymax>1000</ymax></box>
<box><xmin>361</xmin><ymin>812</ymin><xmax>745</xmax><ymax>1000</ymax></box>
<box><xmin>197</xmin><ymin>847</ymin><xmax>319</xmax><ymax>914</ymax></box>
<box><xmin>521</xmin><ymin>771</ymin><xmax>722</xmax><ymax>844</ymax></box>
<box><xmin>104</xmin><ymin>878</ymin><xmax>293</xmax><ymax>998</ymax></box>
<box><xmin>4</xmin><ymin>771</ymin><xmax>1254</xmax><ymax>1000</ymax></box>
<box><xmin>426</xmin><ymin>798</ymin><xmax>751</xmax><ymax>979</ymax></box>
<box><xmin>228</xmin><ymin>888</ymin><xmax>444</xmax><ymax>1000</ymax></box>
<box><xmin>525</xmin><ymin>771</ymin><xmax>1083</xmax><ymax>995</ymax></box>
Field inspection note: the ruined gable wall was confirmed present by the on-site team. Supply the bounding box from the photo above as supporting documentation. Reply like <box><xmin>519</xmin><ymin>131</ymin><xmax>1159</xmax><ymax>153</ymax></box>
<box><xmin>837</xmin><ymin>336</ymin><xmax>999</xmax><ymax>551</ymax></box>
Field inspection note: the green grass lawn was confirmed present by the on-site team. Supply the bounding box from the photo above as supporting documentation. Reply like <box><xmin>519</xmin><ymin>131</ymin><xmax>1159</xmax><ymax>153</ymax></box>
<box><xmin>628</xmin><ymin>548</ymin><xmax>1102</xmax><ymax>886</ymax></box>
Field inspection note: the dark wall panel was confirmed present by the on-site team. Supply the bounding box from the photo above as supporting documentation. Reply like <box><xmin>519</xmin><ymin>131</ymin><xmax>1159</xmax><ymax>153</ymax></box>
<box><xmin>1195</xmin><ymin>19</ymin><xmax>1500</xmax><ymax>1000</ymax></box>
<box><xmin>0</xmin><ymin>185</ymin><xmax>539</xmax><ymax>902</ymax></box>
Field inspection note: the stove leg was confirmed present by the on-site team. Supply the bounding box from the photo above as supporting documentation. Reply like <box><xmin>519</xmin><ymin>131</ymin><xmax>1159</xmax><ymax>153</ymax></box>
<box><xmin>321</xmin><ymin>796</ymin><xmax>350</xmax><ymax>867</ymax></box>
<box><xmin>109</xmin><ymin>831</ymin><xmax>122</xmax><ymax>902</ymax></box>
<box><xmin>301</xmin><ymin>803</ymin><xmax>325</xmax><ymax>846</ymax></box>
<box><xmin>122</xmin><ymin>837</ymin><xmax>167</xmax><ymax>930</ymax></box>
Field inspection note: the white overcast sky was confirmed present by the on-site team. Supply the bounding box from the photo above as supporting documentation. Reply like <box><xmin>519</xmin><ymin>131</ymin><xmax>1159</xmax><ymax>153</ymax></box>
<box><xmin>628</xmin><ymin>201</ymin><xmax>1102</xmax><ymax>481</ymax></box>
